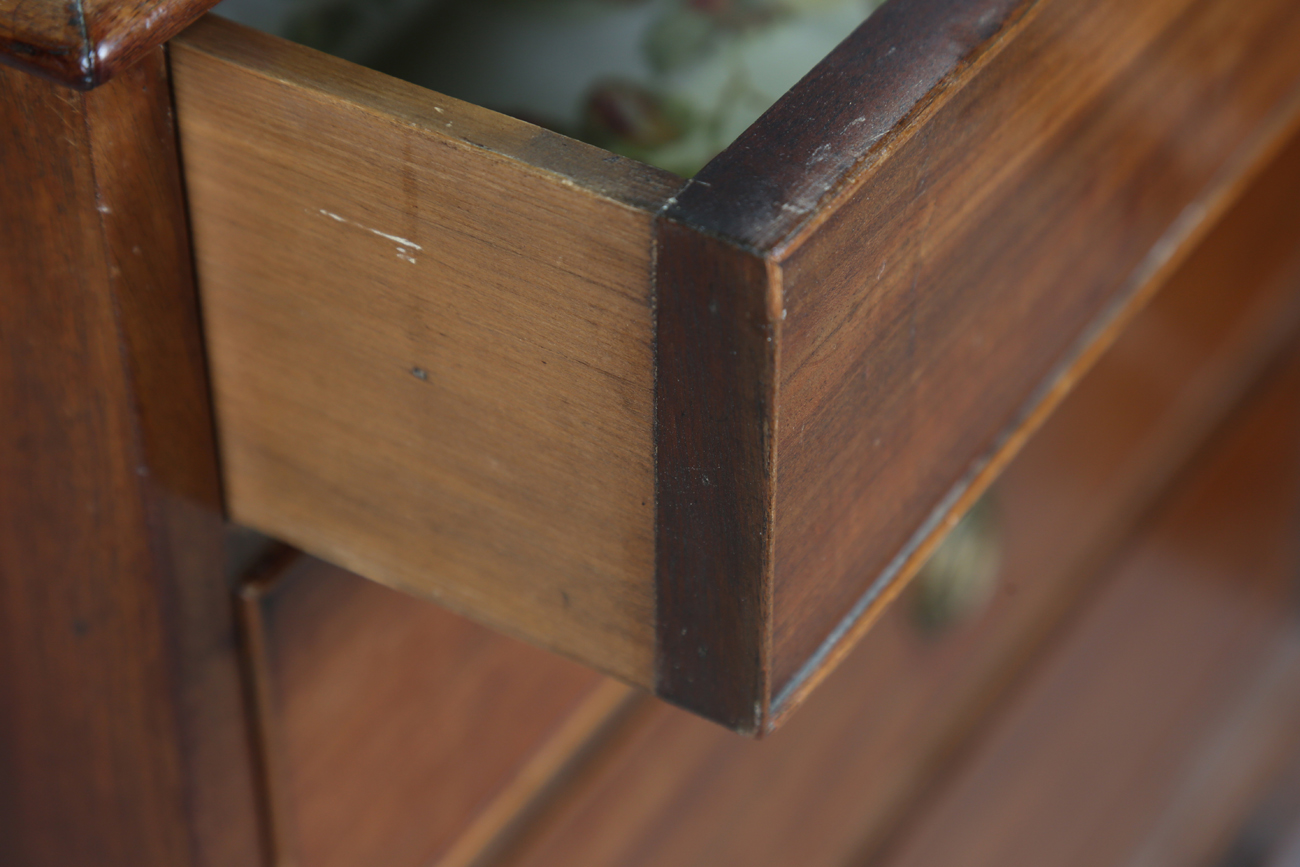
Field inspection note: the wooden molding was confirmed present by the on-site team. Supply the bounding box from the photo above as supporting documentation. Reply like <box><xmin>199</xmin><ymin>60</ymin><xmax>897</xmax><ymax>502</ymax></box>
<box><xmin>0</xmin><ymin>0</ymin><xmax>222</xmax><ymax>88</ymax></box>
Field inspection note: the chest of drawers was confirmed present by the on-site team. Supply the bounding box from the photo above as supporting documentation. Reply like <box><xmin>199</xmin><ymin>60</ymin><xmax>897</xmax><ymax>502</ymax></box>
<box><xmin>4</xmin><ymin>1</ymin><xmax>1300</xmax><ymax>864</ymax></box>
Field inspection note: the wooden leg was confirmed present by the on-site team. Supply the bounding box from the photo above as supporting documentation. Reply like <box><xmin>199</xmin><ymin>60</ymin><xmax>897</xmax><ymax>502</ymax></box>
<box><xmin>0</xmin><ymin>50</ymin><xmax>264</xmax><ymax>866</ymax></box>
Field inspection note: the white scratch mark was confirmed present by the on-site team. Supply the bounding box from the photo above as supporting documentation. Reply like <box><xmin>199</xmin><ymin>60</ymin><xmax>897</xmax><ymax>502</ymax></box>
<box><xmin>370</xmin><ymin>227</ymin><xmax>421</xmax><ymax>248</ymax></box>
<box><xmin>434</xmin><ymin>106</ymin><xmax>444</xmax><ymax>113</ymax></box>
<box><xmin>314</xmin><ymin>208</ymin><xmax>422</xmax><ymax>250</ymax></box>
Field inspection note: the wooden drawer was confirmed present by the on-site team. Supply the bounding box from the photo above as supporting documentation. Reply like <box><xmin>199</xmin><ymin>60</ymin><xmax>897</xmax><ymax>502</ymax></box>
<box><xmin>863</xmin><ymin>334</ymin><xmax>1300</xmax><ymax>867</ymax></box>
<box><xmin>487</xmin><ymin>278</ymin><xmax>1300</xmax><ymax>867</ymax></box>
<box><xmin>239</xmin><ymin>553</ymin><xmax>631</xmax><ymax>867</ymax></box>
<box><xmin>241</xmin><ymin>120</ymin><xmax>1300</xmax><ymax>867</ymax></box>
<box><xmin>170</xmin><ymin>0</ymin><xmax>1300</xmax><ymax>730</ymax></box>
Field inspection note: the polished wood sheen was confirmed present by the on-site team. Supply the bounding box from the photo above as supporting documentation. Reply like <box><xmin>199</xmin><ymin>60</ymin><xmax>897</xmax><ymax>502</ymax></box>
<box><xmin>657</xmin><ymin>0</ymin><xmax>1300</xmax><ymax>728</ymax></box>
<box><xmin>0</xmin><ymin>0</ymin><xmax>223</xmax><ymax>88</ymax></box>
<box><xmin>867</xmin><ymin>339</ymin><xmax>1300</xmax><ymax>867</ymax></box>
<box><xmin>484</xmin><ymin>127</ymin><xmax>1300</xmax><ymax>866</ymax></box>
<box><xmin>172</xmin><ymin>0</ymin><xmax>1300</xmax><ymax>729</ymax></box>
<box><xmin>172</xmin><ymin>16</ymin><xmax>680</xmax><ymax>688</ymax></box>
<box><xmin>0</xmin><ymin>53</ymin><xmax>262</xmax><ymax>866</ymax></box>
<box><xmin>242</xmin><ymin>555</ymin><xmax>632</xmax><ymax>867</ymax></box>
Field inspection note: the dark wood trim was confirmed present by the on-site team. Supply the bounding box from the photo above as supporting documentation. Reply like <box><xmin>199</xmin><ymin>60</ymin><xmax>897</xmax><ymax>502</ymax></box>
<box><xmin>666</xmin><ymin>0</ymin><xmax>1037</xmax><ymax>253</ymax></box>
<box><xmin>654</xmin><ymin>221</ymin><xmax>775</xmax><ymax>734</ymax></box>
<box><xmin>652</xmin><ymin>0</ymin><xmax>1037</xmax><ymax>733</ymax></box>
<box><xmin>0</xmin><ymin>0</ymin><xmax>222</xmax><ymax>89</ymax></box>
<box><xmin>0</xmin><ymin>51</ymin><xmax>264</xmax><ymax>865</ymax></box>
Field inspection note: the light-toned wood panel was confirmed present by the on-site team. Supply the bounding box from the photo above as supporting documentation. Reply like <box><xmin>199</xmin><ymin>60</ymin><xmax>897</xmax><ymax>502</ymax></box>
<box><xmin>172</xmin><ymin>16</ymin><xmax>679</xmax><ymax>686</ymax></box>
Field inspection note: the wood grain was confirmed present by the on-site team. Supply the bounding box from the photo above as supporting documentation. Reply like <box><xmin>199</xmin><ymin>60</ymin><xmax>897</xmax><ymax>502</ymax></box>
<box><xmin>866</xmin><ymin>336</ymin><xmax>1300</xmax><ymax>867</ymax></box>
<box><xmin>0</xmin><ymin>52</ymin><xmax>263</xmax><ymax>866</ymax></box>
<box><xmin>174</xmin><ymin>2</ymin><xmax>1300</xmax><ymax>729</ymax></box>
<box><xmin>0</xmin><ymin>0</ymin><xmax>223</xmax><ymax>88</ymax></box>
<box><xmin>173</xmin><ymin>16</ymin><xmax>680</xmax><ymax>689</ymax></box>
<box><xmin>486</xmin><ymin>128</ymin><xmax>1300</xmax><ymax>866</ymax></box>
<box><xmin>654</xmin><ymin>0</ymin><xmax>1300</xmax><ymax>724</ymax></box>
<box><xmin>654</xmin><ymin>225</ymin><xmax>774</xmax><ymax>731</ymax></box>
<box><xmin>242</xmin><ymin>554</ymin><xmax>632</xmax><ymax>867</ymax></box>
<box><xmin>652</xmin><ymin>0</ymin><xmax>1035</xmax><ymax>728</ymax></box>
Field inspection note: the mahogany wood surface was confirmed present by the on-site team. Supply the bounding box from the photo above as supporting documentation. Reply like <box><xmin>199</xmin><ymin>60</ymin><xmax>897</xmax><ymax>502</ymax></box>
<box><xmin>0</xmin><ymin>0</ymin><xmax>222</xmax><ymax>88</ymax></box>
<box><xmin>0</xmin><ymin>53</ymin><xmax>263</xmax><ymax>866</ymax></box>
<box><xmin>172</xmin><ymin>16</ymin><xmax>680</xmax><ymax>689</ymax></box>
<box><xmin>657</xmin><ymin>0</ymin><xmax>1300</xmax><ymax>728</ymax></box>
<box><xmin>485</xmin><ymin>129</ymin><xmax>1300</xmax><ymax>867</ymax></box>
<box><xmin>171</xmin><ymin>0</ymin><xmax>1300</xmax><ymax>730</ymax></box>
<box><xmin>243</xmin><ymin>555</ymin><xmax>632</xmax><ymax>867</ymax></box>
<box><xmin>654</xmin><ymin>224</ymin><xmax>776</xmax><ymax>730</ymax></box>
<box><xmin>654</xmin><ymin>0</ymin><xmax>1032</xmax><ymax>727</ymax></box>
<box><xmin>866</xmin><ymin>336</ymin><xmax>1300</xmax><ymax>867</ymax></box>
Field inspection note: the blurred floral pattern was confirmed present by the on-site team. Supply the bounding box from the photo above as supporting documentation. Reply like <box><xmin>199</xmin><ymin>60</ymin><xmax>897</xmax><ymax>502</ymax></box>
<box><xmin>217</xmin><ymin>0</ymin><xmax>884</xmax><ymax>176</ymax></box>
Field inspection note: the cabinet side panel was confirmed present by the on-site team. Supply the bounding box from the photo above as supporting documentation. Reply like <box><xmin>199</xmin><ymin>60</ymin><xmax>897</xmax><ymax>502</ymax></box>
<box><xmin>770</xmin><ymin>0</ymin><xmax>1300</xmax><ymax>700</ymax></box>
<box><xmin>172</xmin><ymin>18</ymin><xmax>664</xmax><ymax>686</ymax></box>
<box><xmin>0</xmin><ymin>54</ymin><xmax>263</xmax><ymax>867</ymax></box>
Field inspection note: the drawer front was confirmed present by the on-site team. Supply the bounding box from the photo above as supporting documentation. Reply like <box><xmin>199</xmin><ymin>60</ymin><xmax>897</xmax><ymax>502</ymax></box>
<box><xmin>242</xmin><ymin>554</ymin><xmax>631</xmax><ymax>867</ymax></box>
<box><xmin>173</xmin><ymin>0</ymin><xmax>1300</xmax><ymax>729</ymax></box>
<box><xmin>868</xmin><ymin>336</ymin><xmax>1300</xmax><ymax>867</ymax></box>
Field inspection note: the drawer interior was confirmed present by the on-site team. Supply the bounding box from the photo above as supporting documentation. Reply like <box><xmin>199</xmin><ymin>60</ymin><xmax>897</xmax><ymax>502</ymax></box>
<box><xmin>212</xmin><ymin>0</ymin><xmax>884</xmax><ymax>176</ymax></box>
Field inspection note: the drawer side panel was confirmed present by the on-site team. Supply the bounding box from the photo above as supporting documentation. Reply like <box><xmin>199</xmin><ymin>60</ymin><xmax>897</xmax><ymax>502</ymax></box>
<box><xmin>172</xmin><ymin>17</ymin><xmax>670</xmax><ymax>686</ymax></box>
